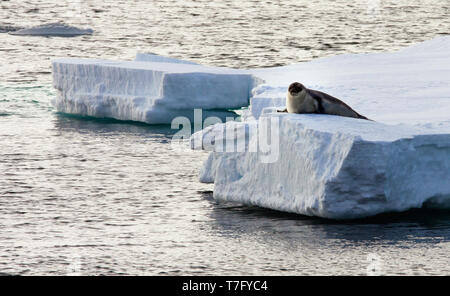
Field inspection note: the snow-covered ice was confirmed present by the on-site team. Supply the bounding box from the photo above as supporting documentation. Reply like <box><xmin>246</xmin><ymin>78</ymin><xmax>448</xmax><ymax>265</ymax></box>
<box><xmin>9</xmin><ymin>22</ymin><xmax>93</xmax><ymax>37</ymax></box>
<box><xmin>50</xmin><ymin>35</ymin><xmax>450</xmax><ymax>218</ymax></box>
<box><xmin>192</xmin><ymin>112</ymin><xmax>450</xmax><ymax>219</ymax></box>
<box><xmin>52</xmin><ymin>57</ymin><xmax>262</xmax><ymax>124</ymax></box>
<box><xmin>247</xmin><ymin>36</ymin><xmax>450</xmax><ymax>133</ymax></box>
<box><xmin>52</xmin><ymin>36</ymin><xmax>450</xmax><ymax>128</ymax></box>
<box><xmin>192</xmin><ymin>36</ymin><xmax>450</xmax><ymax>219</ymax></box>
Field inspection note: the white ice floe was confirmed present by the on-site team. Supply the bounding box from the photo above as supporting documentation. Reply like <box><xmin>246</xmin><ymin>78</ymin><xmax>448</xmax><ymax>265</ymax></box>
<box><xmin>192</xmin><ymin>111</ymin><xmax>450</xmax><ymax>219</ymax></box>
<box><xmin>51</xmin><ymin>36</ymin><xmax>450</xmax><ymax>218</ymax></box>
<box><xmin>0</xmin><ymin>25</ymin><xmax>23</xmax><ymax>33</ymax></box>
<box><xmin>52</xmin><ymin>57</ymin><xmax>262</xmax><ymax>124</ymax></box>
<box><xmin>247</xmin><ymin>36</ymin><xmax>450</xmax><ymax>133</ymax></box>
<box><xmin>192</xmin><ymin>36</ymin><xmax>450</xmax><ymax>219</ymax></box>
<box><xmin>9</xmin><ymin>22</ymin><xmax>93</xmax><ymax>37</ymax></box>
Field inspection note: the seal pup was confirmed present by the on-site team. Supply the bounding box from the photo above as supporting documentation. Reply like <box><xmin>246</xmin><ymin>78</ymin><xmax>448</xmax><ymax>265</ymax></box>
<box><xmin>281</xmin><ymin>82</ymin><xmax>370</xmax><ymax>120</ymax></box>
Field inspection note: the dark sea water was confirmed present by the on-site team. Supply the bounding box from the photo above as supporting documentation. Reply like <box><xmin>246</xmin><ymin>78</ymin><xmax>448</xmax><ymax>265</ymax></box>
<box><xmin>0</xmin><ymin>0</ymin><xmax>449</xmax><ymax>275</ymax></box>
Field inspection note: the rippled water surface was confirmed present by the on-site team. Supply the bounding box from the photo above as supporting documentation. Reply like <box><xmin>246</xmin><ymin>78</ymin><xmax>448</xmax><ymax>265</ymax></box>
<box><xmin>1</xmin><ymin>0</ymin><xmax>450</xmax><ymax>275</ymax></box>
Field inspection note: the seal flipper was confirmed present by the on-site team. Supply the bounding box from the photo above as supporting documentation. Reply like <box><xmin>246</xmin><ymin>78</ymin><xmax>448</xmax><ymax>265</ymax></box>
<box><xmin>306</xmin><ymin>89</ymin><xmax>325</xmax><ymax>114</ymax></box>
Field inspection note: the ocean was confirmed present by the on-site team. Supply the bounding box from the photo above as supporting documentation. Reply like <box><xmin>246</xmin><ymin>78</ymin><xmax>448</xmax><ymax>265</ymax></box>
<box><xmin>0</xmin><ymin>0</ymin><xmax>449</xmax><ymax>275</ymax></box>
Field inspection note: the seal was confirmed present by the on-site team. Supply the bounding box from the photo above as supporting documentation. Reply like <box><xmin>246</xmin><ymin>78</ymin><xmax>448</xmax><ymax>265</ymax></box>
<box><xmin>282</xmin><ymin>82</ymin><xmax>370</xmax><ymax>120</ymax></box>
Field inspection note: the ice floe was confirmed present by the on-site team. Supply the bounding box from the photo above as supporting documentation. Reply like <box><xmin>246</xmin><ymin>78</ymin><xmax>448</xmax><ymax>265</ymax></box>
<box><xmin>50</xmin><ymin>36</ymin><xmax>450</xmax><ymax>218</ymax></box>
<box><xmin>9</xmin><ymin>22</ymin><xmax>93</xmax><ymax>37</ymax></box>
<box><xmin>52</xmin><ymin>57</ymin><xmax>262</xmax><ymax>124</ymax></box>
<box><xmin>247</xmin><ymin>36</ymin><xmax>450</xmax><ymax>133</ymax></box>
<box><xmin>191</xmin><ymin>36</ymin><xmax>450</xmax><ymax>219</ymax></box>
<box><xmin>192</xmin><ymin>111</ymin><xmax>450</xmax><ymax>219</ymax></box>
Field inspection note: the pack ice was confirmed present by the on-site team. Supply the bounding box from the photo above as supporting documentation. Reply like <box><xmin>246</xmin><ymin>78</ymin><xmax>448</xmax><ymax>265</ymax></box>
<box><xmin>192</xmin><ymin>36</ymin><xmax>450</xmax><ymax>219</ymax></box>
<box><xmin>192</xmin><ymin>112</ymin><xmax>450</xmax><ymax>219</ymax></box>
<box><xmin>248</xmin><ymin>36</ymin><xmax>450</xmax><ymax>129</ymax></box>
<box><xmin>52</xmin><ymin>55</ymin><xmax>262</xmax><ymax>124</ymax></box>
<box><xmin>10</xmin><ymin>22</ymin><xmax>93</xmax><ymax>37</ymax></box>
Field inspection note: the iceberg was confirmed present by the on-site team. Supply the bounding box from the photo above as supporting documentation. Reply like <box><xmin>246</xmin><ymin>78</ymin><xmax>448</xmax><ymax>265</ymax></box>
<box><xmin>52</xmin><ymin>57</ymin><xmax>262</xmax><ymax>124</ymax></box>
<box><xmin>192</xmin><ymin>111</ymin><xmax>450</xmax><ymax>219</ymax></box>
<box><xmin>50</xmin><ymin>35</ymin><xmax>450</xmax><ymax>218</ymax></box>
<box><xmin>248</xmin><ymin>85</ymin><xmax>286</xmax><ymax>120</ymax></box>
<box><xmin>247</xmin><ymin>36</ymin><xmax>450</xmax><ymax>132</ymax></box>
<box><xmin>192</xmin><ymin>36</ymin><xmax>450</xmax><ymax>219</ymax></box>
<box><xmin>9</xmin><ymin>22</ymin><xmax>93</xmax><ymax>37</ymax></box>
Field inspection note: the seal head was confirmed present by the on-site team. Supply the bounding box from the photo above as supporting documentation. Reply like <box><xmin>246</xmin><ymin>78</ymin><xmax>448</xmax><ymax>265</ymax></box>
<box><xmin>286</xmin><ymin>82</ymin><xmax>316</xmax><ymax>113</ymax></box>
<box><xmin>288</xmin><ymin>82</ymin><xmax>304</xmax><ymax>95</ymax></box>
